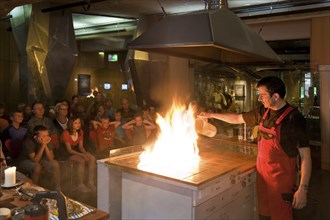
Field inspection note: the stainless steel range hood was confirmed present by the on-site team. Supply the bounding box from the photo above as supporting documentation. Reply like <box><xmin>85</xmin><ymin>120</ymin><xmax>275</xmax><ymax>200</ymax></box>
<box><xmin>128</xmin><ymin>8</ymin><xmax>282</xmax><ymax>64</ymax></box>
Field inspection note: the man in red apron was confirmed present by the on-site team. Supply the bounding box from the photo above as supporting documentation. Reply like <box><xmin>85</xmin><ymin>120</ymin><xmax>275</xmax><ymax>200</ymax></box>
<box><xmin>199</xmin><ymin>76</ymin><xmax>312</xmax><ymax>220</ymax></box>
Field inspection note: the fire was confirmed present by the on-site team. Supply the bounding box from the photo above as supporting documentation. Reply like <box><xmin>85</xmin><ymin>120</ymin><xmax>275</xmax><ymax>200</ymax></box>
<box><xmin>138</xmin><ymin>102</ymin><xmax>200</xmax><ymax>179</ymax></box>
<box><xmin>87</xmin><ymin>87</ymin><xmax>99</xmax><ymax>98</ymax></box>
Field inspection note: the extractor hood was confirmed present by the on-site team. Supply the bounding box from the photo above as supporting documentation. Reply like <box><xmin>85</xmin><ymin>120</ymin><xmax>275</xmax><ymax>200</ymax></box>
<box><xmin>128</xmin><ymin>8</ymin><xmax>282</xmax><ymax>64</ymax></box>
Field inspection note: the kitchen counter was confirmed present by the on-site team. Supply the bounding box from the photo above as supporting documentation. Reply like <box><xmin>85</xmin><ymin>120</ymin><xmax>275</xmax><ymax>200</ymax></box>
<box><xmin>103</xmin><ymin>139</ymin><xmax>256</xmax><ymax>186</ymax></box>
<box><xmin>97</xmin><ymin>137</ymin><xmax>257</xmax><ymax>219</ymax></box>
<box><xmin>210</xmin><ymin>133</ymin><xmax>258</xmax><ymax>146</ymax></box>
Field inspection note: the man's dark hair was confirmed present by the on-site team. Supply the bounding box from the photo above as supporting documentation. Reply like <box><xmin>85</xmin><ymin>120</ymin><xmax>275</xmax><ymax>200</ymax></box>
<box><xmin>33</xmin><ymin>125</ymin><xmax>48</xmax><ymax>136</ymax></box>
<box><xmin>257</xmin><ymin>76</ymin><xmax>286</xmax><ymax>99</ymax></box>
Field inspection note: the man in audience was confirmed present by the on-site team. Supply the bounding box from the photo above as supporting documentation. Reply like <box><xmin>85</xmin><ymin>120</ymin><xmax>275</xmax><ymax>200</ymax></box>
<box><xmin>27</xmin><ymin>102</ymin><xmax>55</xmax><ymax>136</ymax></box>
<box><xmin>119</xmin><ymin>98</ymin><xmax>136</xmax><ymax>122</ymax></box>
<box><xmin>19</xmin><ymin>125</ymin><xmax>61</xmax><ymax>190</ymax></box>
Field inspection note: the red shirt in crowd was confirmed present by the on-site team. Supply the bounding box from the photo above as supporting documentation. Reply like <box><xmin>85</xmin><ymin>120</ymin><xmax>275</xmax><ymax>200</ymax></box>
<box><xmin>95</xmin><ymin>125</ymin><xmax>115</xmax><ymax>152</ymax></box>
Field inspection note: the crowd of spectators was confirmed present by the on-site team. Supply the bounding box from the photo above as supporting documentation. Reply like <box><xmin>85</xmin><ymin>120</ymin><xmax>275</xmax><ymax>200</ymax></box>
<box><xmin>0</xmin><ymin>93</ymin><xmax>158</xmax><ymax>192</ymax></box>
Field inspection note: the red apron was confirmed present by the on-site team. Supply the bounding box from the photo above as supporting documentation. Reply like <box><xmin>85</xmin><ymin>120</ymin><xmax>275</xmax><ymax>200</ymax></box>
<box><xmin>257</xmin><ymin>106</ymin><xmax>297</xmax><ymax>220</ymax></box>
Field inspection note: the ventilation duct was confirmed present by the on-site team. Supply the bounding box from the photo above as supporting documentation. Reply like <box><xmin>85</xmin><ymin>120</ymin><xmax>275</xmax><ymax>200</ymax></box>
<box><xmin>128</xmin><ymin>0</ymin><xmax>281</xmax><ymax>64</ymax></box>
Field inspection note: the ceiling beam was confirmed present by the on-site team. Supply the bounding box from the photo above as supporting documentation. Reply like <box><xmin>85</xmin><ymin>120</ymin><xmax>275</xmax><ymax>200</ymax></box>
<box><xmin>41</xmin><ymin>0</ymin><xmax>107</xmax><ymax>13</ymax></box>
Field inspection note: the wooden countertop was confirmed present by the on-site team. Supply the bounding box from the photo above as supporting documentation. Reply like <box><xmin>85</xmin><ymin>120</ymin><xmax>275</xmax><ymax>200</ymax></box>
<box><xmin>209</xmin><ymin>134</ymin><xmax>258</xmax><ymax>147</ymax></box>
<box><xmin>103</xmin><ymin>138</ymin><xmax>256</xmax><ymax>187</ymax></box>
<box><xmin>0</xmin><ymin>182</ymin><xmax>109</xmax><ymax>220</ymax></box>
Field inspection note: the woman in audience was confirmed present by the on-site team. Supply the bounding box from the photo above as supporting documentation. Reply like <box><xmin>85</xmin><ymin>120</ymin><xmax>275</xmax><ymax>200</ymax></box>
<box><xmin>53</xmin><ymin>102</ymin><xmax>69</xmax><ymax>135</ymax></box>
<box><xmin>61</xmin><ymin>116</ymin><xmax>96</xmax><ymax>192</ymax></box>
<box><xmin>70</xmin><ymin>95</ymin><xmax>80</xmax><ymax>117</ymax></box>
<box><xmin>52</xmin><ymin>102</ymin><xmax>69</xmax><ymax>157</ymax></box>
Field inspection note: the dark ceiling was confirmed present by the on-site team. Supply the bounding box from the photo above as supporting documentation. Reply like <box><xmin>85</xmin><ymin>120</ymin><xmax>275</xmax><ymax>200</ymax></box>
<box><xmin>1</xmin><ymin>0</ymin><xmax>328</xmax><ymax>71</ymax></box>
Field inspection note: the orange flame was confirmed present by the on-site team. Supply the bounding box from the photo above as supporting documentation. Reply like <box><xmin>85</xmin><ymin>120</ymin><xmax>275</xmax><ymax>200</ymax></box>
<box><xmin>87</xmin><ymin>87</ymin><xmax>99</xmax><ymax>98</ymax></box>
<box><xmin>138</xmin><ymin>102</ymin><xmax>200</xmax><ymax>178</ymax></box>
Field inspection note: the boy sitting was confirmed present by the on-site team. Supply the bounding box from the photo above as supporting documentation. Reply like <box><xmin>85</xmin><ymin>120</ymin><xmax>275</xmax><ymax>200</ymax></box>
<box><xmin>19</xmin><ymin>125</ymin><xmax>61</xmax><ymax>190</ymax></box>
<box><xmin>93</xmin><ymin>116</ymin><xmax>115</xmax><ymax>159</ymax></box>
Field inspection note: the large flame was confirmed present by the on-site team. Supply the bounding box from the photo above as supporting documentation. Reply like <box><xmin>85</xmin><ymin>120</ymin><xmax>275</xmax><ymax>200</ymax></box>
<box><xmin>138</xmin><ymin>102</ymin><xmax>200</xmax><ymax>179</ymax></box>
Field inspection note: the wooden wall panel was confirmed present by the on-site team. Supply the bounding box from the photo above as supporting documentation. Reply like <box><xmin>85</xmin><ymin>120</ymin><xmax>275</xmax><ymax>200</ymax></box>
<box><xmin>311</xmin><ymin>16</ymin><xmax>330</xmax><ymax>70</ymax></box>
<box><xmin>0</xmin><ymin>21</ymin><xmax>20</xmax><ymax>110</ymax></box>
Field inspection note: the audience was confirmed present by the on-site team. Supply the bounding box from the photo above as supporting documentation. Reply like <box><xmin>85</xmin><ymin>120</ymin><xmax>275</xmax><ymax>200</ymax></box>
<box><xmin>1</xmin><ymin>110</ymin><xmax>27</xmax><ymax>160</ymax></box>
<box><xmin>1</xmin><ymin>109</ymin><xmax>27</xmax><ymax>142</ymax></box>
<box><xmin>87</xmin><ymin>92</ymin><xmax>104</xmax><ymax>118</ymax></box>
<box><xmin>53</xmin><ymin>102</ymin><xmax>69</xmax><ymax>135</ymax></box>
<box><xmin>93</xmin><ymin>115</ymin><xmax>115</xmax><ymax>159</ymax></box>
<box><xmin>0</xmin><ymin>140</ymin><xmax>7</xmax><ymax>166</ymax></box>
<box><xmin>61</xmin><ymin>116</ymin><xmax>96</xmax><ymax>193</ymax></box>
<box><xmin>18</xmin><ymin>125</ymin><xmax>61</xmax><ymax>190</ymax></box>
<box><xmin>0</xmin><ymin>103</ymin><xmax>10</xmax><ymax>122</ymax></box>
<box><xmin>0</xmin><ymin>97</ymin><xmax>159</xmax><ymax>192</ymax></box>
<box><xmin>27</xmin><ymin>102</ymin><xmax>55</xmax><ymax>136</ymax></box>
<box><xmin>52</xmin><ymin>102</ymin><xmax>69</xmax><ymax>155</ymax></box>
<box><xmin>122</xmin><ymin>113</ymin><xmax>156</xmax><ymax>145</ymax></box>
<box><xmin>104</xmin><ymin>98</ymin><xmax>116</xmax><ymax>121</ymax></box>
<box><xmin>70</xmin><ymin>95</ymin><xmax>80</xmax><ymax>117</ymax></box>
<box><xmin>90</xmin><ymin>104</ymin><xmax>106</xmax><ymax>130</ymax></box>
<box><xmin>110</xmin><ymin>111</ymin><xmax>127</xmax><ymax>147</ymax></box>
<box><xmin>141</xmin><ymin>105</ymin><xmax>155</xmax><ymax>123</ymax></box>
<box><xmin>22</xmin><ymin>104</ymin><xmax>32</xmax><ymax>127</ymax></box>
<box><xmin>119</xmin><ymin>98</ymin><xmax>136</xmax><ymax>122</ymax></box>
<box><xmin>0</xmin><ymin>103</ymin><xmax>9</xmax><ymax>133</ymax></box>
